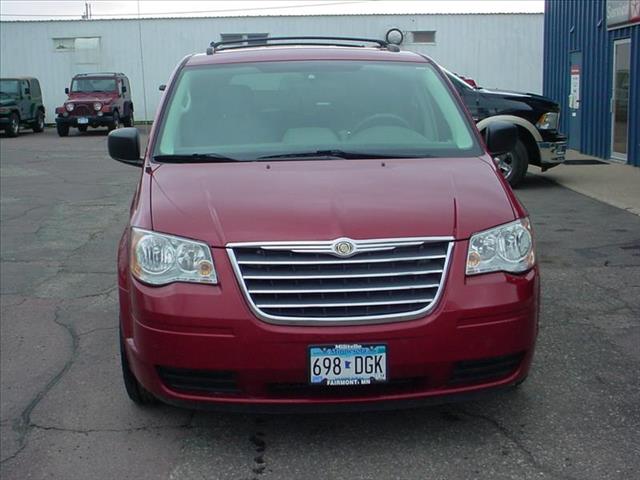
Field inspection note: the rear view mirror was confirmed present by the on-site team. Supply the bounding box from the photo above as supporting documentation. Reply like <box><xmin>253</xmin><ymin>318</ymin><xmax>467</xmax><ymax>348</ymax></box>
<box><xmin>108</xmin><ymin>128</ymin><xmax>143</xmax><ymax>167</ymax></box>
<box><xmin>484</xmin><ymin>121</ymin><xmax>518</xmax><ymax>157</ymax></box>
<box><xmin>65</xmin><ymin>87</ymin><xmax>69</xmax><ymax>94</ymax></box>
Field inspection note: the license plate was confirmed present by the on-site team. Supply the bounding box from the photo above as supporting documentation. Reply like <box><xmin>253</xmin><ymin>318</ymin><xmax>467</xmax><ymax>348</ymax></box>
<box><xmin>309</xmin><ymin>344</ymin><xmax>387</xmax><ymax>385</ymax></box>
<box><xmin>77</xmin><ymin>117</ymin><xmax>89</xmax><ymax>124</ymax></box>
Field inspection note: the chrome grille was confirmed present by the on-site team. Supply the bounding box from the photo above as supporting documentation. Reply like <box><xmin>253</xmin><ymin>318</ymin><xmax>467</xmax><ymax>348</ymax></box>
<box><xmin>227</xmin><ymin>237</ymin><xmax>453</xmax><ymax>325</ymax></box>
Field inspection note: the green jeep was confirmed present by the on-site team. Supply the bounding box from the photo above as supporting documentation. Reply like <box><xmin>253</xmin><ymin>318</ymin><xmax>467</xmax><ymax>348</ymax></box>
<box><xmin>0</xmin><ymin>77</ymin><xmax>46</xmax><ymax>137</ymax></box>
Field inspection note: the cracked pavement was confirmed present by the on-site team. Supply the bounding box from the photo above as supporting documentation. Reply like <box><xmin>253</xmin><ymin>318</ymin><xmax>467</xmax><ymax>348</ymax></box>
<box><xmin>1</xmin><ymin>129</ymin><xmax>639</xmax><ymax>479</ymax></box>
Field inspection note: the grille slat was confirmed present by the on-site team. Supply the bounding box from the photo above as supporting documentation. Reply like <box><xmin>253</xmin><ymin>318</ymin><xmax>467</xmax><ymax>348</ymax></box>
<box><xmin>242</xmin><ymin>269</ymin><xmax>444</xmax><ymax>280</ymax></box>
<box><xmin>248</xmin><ymin>282</ymin><xmax>440</xmax><ymax>294</ymax></box>
<box><xmin>228</xmin><ymin>237</ymin><xmax>452</xmax><ymax>324</ymax></box>
<box><xmin>238</xmin><ymin>252</ymin><xmax>447</xmax><ymax>265</ymax></box>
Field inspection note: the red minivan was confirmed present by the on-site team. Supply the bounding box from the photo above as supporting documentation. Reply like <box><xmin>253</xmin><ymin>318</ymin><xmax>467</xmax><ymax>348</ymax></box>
<box><xmin>108</xmin><ymin>37</ymin><xmax>538</xmax><ymax>411</ymax></box>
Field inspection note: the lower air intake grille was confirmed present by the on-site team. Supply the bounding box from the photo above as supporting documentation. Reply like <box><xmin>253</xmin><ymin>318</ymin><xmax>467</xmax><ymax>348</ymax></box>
<box><xmin>157</xmin><ymin>367</ymin><xmax>238</xmax><ymax>394</ymax></box>
<box><xmin>267</xmin><ymin>377</ymin><xmax>426</xmax><ymax>398</ymax></box>
<box><xmin>449</xmin><ymin>352</ymin><xmax>525</xmax><ymax>385</ymax></box>
<box><xmin>228</xmin><ymin>237</ymin><xmax>452</xmax><ymax>325</ymax></box>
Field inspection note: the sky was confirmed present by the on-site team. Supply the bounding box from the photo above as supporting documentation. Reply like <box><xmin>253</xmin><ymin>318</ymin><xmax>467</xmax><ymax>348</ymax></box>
<box><xmin>0</xmin><ymin>0</ymin><xmax>544</xmax><ymax>21</ymax></box>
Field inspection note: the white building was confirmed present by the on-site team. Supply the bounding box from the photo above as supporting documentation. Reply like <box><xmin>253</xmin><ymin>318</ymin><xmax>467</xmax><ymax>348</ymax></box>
<box><xmin>0</xmin><ymin>13</ymin><xmax>543</xmax><ymax>122</ymax></box>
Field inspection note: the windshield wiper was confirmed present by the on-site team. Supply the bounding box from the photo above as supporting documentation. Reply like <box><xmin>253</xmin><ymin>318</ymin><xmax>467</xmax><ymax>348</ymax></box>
<box><xmin>258</xmin><ymin>149</ymin><xmax>423</xmax><ymax>160</ymax></box>
<box><xmin>154</xmin><ymin>153</ymin><xmax>240</xmax><ymax>163</ymax></box>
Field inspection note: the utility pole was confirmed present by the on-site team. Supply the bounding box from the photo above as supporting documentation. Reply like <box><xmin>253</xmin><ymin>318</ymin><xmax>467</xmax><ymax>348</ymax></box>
<box><xmin>81</xmin><ymin>2</ymin><xmax>91</xmax><ymax>20</ymax></box>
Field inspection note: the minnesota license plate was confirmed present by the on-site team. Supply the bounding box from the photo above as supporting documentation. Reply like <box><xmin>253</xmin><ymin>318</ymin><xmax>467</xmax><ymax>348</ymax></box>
<box><xmin>77</xmin><ymin>117</ymin><xmax>89</xmax><ymax>124</ymax></box>
<box><xmin>309</xmin><ymin>344</ymin><xmax>387</xmax><ymax>385</ymax></box>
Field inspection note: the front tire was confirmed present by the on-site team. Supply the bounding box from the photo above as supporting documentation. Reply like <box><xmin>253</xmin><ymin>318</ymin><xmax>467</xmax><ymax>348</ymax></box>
<box><xmin>5</xmin><ymin>113</ymin><xmax>20</xmax><ymax>137</ymax></box>
<box><xmin>123</xmin><ymin>111</ymin><xmax>134</xmax><ymax>128</ymax></box>
<box><xmin>32</xmin><ymin>110</ymin><xmax>45</xmax><ymax>132</ymax></box>
<box><xmin>495</xmin><ymin>138</ymin><xmax>528</xmax><ymax>188</ymax></box>
<box><xmin>108</xmin><ymin>111</ymin><xmax>120</xmax><ymax>132</ymax></box>
<box><xmin>120</xmin><ymin>325</ymin><xmax>157</xmax><ymax>406</ymax></box>
<box><xmin>56</xmin><ymin>123</ymin><xmax>69</xmax><ymax>137</ymax></box>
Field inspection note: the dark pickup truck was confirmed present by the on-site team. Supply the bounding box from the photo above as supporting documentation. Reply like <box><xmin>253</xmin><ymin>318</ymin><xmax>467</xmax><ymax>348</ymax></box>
<box><xmin>444</xmin><ymin>69</ymin><xmax>567</xmax><ymax>187</ymax></box>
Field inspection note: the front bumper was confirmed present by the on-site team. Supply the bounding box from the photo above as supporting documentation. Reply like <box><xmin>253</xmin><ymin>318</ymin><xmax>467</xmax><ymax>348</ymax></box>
<box><xmin>0</xmin><ymin>115</ymin><xmax>11</xmax><ymax>126</ymax></box>
<box><xmin>56</xmin><ymin>114</ymin><xmax>113</xmax><ymax>127</ymax></box>
<box><xmin>538</xmin><ymin>134</ymin><xmax>567</xmax><ymax>166</ymax></box>
<box><xmin>120</xmin><ymin>240</ymin><xmax>539</xmax><ymax>410</ymax></box>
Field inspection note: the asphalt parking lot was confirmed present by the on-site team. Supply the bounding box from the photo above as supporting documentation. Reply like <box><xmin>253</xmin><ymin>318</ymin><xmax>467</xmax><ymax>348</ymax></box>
<box><xmin>1</xmin><ymin>128</ymin><xmax>639</xmax><ymax>480</ymax></box>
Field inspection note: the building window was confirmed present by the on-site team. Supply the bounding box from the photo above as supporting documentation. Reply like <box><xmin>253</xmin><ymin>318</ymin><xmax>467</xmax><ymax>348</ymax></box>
<box><xmin>53</xmin><ymin>38</ymin><xmax>75</xmax><ymax>51</ymax></box>
<box><xmin>52</xmin><ymin>36</ymin><xmax>101</xmax><ymax>60</ymax></box>
<box><xmin>220</xmin><ymin>33</ymin><xmax>269</xmax><ymax>45</ymax></box>
<box><xmin>412</xmin><ymin>31</ymin><xmax>436</xmax><ymax>44</ymax></box>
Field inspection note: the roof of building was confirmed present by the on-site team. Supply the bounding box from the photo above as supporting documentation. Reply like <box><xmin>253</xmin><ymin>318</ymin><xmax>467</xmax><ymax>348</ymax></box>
<box><xmin>0</xmin><ymin>11</ymin><xmax>543</xmax><ymax>24</ymax></box>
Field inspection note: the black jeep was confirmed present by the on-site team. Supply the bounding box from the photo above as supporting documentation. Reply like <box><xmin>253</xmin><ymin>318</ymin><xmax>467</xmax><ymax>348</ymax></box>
<box><xmin>0</xmin><ymin>77</ymin><xmax>46</xmax><ymax>137</ymax></box>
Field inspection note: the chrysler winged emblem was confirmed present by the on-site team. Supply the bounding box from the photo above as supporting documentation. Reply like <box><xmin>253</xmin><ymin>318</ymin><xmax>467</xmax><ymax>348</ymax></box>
<box><xmin>332</xmin><ymin>238</ymin><xmax>357</xmax><ymax>258</ymax></box>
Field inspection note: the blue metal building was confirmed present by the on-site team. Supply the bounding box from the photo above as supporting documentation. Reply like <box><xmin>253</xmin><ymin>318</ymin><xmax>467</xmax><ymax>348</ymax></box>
<box><xmin>543</xmin><ymin>0</ymin><xmax>639</xmax><ymax>166</ymax></box>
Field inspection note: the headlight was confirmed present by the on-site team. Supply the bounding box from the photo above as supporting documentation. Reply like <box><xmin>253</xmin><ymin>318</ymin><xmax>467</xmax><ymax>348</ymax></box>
<box><xmin>93</xmin><ymin>102</ymin><xmax>102</xmax><ymax>111</ymax></box>
<box><xmin>536</xmin><ymin>112</ymin><xmax>559</xmax><ymax>130</ymax></box>
<box><xmin>130</xmin><ymin>227</ymin><xmax>217</xmax><ymax>285</ymax></box>
<box><xmin>466</xmin><ymin>218</ymin><xmax>535</xmax><ymax>275</ymax></box>
<box><xmin>65</xmin><ymin>103</ymin><xmax>74</xmax><ymax>112</ymax></box>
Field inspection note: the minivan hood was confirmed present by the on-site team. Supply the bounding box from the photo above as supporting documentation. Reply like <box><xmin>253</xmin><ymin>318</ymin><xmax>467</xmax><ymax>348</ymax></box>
<box><xmin>149</xmin><ymin>157</ymin><xmax>515</xmax><ymax>246</ymax></box>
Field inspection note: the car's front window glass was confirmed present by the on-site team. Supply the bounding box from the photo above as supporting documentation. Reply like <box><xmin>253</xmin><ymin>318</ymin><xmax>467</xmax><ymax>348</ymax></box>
<box><xmin>155</xmin><ymin>61</ymin><xmax>481</xmax><ymax>160</ymax></box>
<box><xmin>0</xmin><ymin>80</ymin><xmax>20</xmax><ymax>96</ymax></box>
<box><xmin>71</xmin><ymin>78</ymin><xmax>117</xmax><ymax>93</ymax></box>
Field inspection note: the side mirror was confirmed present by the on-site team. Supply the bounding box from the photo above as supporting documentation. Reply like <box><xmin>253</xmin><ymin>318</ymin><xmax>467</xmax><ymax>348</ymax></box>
<box><xmin>65</xmin><ymin>87</ymin><xmax>69</xmax><ymax>94</ymax></box>
<box><xmin>122</xmin><ymin>85</ymin><xmax>127</xmax><ymax>93</ymax></box>
<box><xmin>108</xmin><ymin>128</ymin><xmax>143</xmax><ymax>167</ymax></box>
<box><xmin>484</xmin><ymin>121</ymin><xmax>518</xmax><ymax>157</ymax></box>
<box><xmin>159</xmin><ymin>84</ymin><xmax>166</xmax><ymax>91</ymax></box>
<box><xmin>24</xmin><ymin>87</ymin><xmax>31</xmax><ymax>96</ymax></box>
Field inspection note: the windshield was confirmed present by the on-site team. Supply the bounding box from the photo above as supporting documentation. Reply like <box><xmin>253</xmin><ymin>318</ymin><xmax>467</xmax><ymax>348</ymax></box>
<box><xmin>71</xmin><ymin>78</ymin><xmax>117</xmax><ymax>93</ymax></box>
<box><xmin>155</xmin><ymin>61</ymin><xmax>481</xmax><ymax>160</ymax></box>
<box><xmin>0</xmin><ymin>80</ymin><xmax>20</xmax><ymax>96</ymax></box>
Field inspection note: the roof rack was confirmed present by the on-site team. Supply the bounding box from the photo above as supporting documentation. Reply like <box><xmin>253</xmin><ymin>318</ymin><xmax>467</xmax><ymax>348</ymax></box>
<box><xmin>73</xmin><ymin>72</ymin><xmax>125</xmax><ymax>77</ymax></box>
<box><xmin>206</xmin><ymin>36</ymin><xmax>398</xmax><ymax>55</ymax></box>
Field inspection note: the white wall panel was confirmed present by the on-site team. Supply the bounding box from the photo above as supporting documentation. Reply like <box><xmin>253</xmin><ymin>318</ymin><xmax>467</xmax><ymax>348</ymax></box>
<box><xmin>1</xmin><ymin>14</ymin><xmax>543</xmax><ymax>122</ymax></box>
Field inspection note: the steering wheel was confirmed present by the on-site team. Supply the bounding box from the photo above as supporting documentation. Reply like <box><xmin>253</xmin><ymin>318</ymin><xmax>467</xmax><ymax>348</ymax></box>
<box><xmin>352</xmin><ymin>113</ymin><xmax>412</xmax><ymax>134</ymax></box>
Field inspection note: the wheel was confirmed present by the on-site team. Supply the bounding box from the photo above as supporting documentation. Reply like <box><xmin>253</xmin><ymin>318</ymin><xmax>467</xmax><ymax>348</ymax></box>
<box><xmin>123</xmin><ymin>111</ymin><xmax>134</xmax><ymax>128</ymax></box>
<box><xmin>56</xmin><ymin>123</ymin><xmax>69</xmax><ymax>137</ymax></box>
<box><xmin>78</xmin><ymin>125</ymin><xmax>88</xmax><ymax>133</ymax></box>
<box><xmin>5</xmin><ymin>112</ymin><xmax>20</xmax><ymax>137</ymax></box>
<box><xmin>494</xmin><ymin>138</ymin><xmax>528</xmax><ymax>188</ymax></box>
<box><xmin>120</xmin><ymin>325</ymin><xmax>157</xmax><ymax>406</ymax></box>
<box><xmin>32</xmin><ymin>110</ymin><xmax>45</xmax><ymax>133</ymax></box>
<box><xmin>108</xmin><ymin>111</ymin><xmax>120</xmax><ymax>132</ymax></box>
